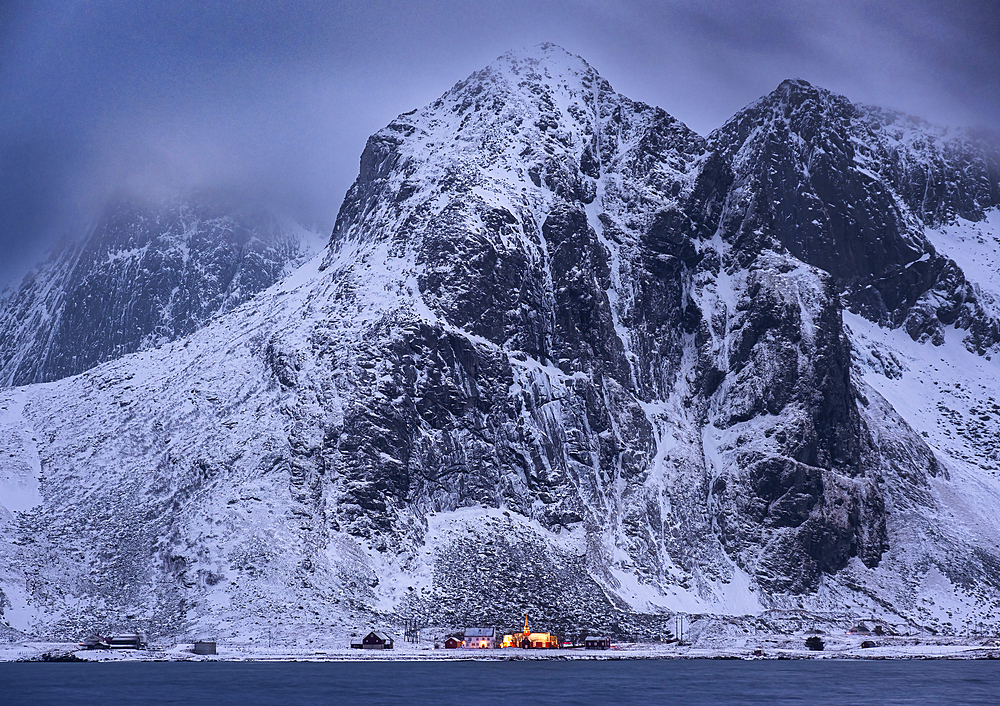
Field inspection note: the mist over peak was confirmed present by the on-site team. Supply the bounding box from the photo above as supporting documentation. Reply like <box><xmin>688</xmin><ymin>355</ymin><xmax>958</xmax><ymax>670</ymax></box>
<box><xmin>2</xmin><ymin>1</ymin><xmax>997</xmax><ymax>289</ymax></box>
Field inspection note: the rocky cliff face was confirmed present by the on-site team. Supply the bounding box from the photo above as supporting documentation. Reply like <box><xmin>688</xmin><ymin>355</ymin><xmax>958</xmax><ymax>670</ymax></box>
<box><xmin>2</xmin><ymin>45</ymin><xmax>1000</xmax><ymax>643</ymax></box>
<box><xmin>0</xmin><ymin>193</ymin><xmax>322</xmax><ymax>387</ymax></box>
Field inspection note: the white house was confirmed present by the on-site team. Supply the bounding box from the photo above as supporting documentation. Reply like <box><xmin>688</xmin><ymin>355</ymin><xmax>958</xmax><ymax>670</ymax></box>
<box><xmin>463</xmin><ymin>627</ymin><xmax>496</xmax><ymax>648</ymax></box>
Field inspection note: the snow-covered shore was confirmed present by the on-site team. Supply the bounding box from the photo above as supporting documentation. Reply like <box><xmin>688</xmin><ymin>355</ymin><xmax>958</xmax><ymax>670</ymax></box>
<box><xmin>4</xmin><ymin>634</ymin><xmax>999</xmax><ymax>662</ymax></box>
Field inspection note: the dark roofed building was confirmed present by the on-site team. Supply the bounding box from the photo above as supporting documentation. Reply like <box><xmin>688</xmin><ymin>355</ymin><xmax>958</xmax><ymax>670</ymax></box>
<box><xmin>584</xmin><ymin>636</ymin><xmax>610</xmax><ymax>650</ymax></box>
<box><xmin>78</xmin><ymin>634</ymin><xmax>108</xmax><ymax>650</ymax></box>
<box><xmin>107</xmin><ymin>633</ymin><xmax>146</xmax><ymax>649</ymax></box>
<box><xmin>362</xmin><ymin>631</ymin><xmax>394</xmax><ymax>649</ymax></box>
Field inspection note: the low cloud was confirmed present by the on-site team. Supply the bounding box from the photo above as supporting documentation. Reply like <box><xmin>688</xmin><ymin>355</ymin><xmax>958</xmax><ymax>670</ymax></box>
<box><xmin>2</xmin><ymin>0</ymin><xmax>996</xmax><ymax>287</ymax></box>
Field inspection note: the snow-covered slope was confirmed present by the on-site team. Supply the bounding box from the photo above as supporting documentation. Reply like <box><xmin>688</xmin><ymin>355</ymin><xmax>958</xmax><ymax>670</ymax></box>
<box><xmin>1</xmin><ymin>45</ymin><xmax>999</xmax><ymax>643</ymax></box>
<box><xmin>846</xmin><ymin>302</ymin><xmax>1000</xmax><ymax>633</ymax></box>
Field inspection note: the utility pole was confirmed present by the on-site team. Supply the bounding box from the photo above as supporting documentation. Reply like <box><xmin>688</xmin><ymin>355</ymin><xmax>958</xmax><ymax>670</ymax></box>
<box><xmin>403</xmin><ymin>617</ymin><xmax>421</xmax><ymax>643</ymax></box>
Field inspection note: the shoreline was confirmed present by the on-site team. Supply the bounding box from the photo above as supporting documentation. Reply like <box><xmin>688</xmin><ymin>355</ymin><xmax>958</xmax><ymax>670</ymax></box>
<box><xmin>4</xmin><ymin>638</ymin><xmax>1000</xmax><ymax>663</ymax></box>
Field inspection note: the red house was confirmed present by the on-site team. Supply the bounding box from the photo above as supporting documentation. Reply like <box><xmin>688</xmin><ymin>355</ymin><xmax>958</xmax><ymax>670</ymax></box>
<box><xmin>584</xmin><ymin>636</ymin><xmax>610</xmax><ymax>650</ymax></box>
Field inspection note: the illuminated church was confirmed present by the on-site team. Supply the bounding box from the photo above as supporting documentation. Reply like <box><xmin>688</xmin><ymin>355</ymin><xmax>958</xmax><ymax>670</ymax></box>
<box><xmin>500</xmin><ymin>615</ymin><xmax>559</xmax><ymax>649</ymax></box>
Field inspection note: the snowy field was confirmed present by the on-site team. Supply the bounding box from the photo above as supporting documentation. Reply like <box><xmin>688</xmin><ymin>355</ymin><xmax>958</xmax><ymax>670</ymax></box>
<box><xmin>3</xmin><ymin>634</ymin><xmax>999</xmax><ymax>662</ymax></box>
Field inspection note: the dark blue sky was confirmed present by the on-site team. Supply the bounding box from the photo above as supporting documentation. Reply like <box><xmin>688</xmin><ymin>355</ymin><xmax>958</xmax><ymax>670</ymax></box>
<box><xmin>1</xmin><ymin>0</ymin><xmax>998</xmax><ymax>288</ymax></box>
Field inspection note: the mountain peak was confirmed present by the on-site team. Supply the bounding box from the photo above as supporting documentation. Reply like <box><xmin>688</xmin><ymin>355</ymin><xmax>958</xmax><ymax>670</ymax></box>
<box><xmin>766</xmin><ymin>77</ymin><xmax>842</xmax><ymax>111</ymax></box>
<box><xmin>500</xmin><ymin>42</ymin><xmax>585</xmax><ymax>65</ymax></box>
<box><xmin>709</xmin><ymin>77</ymin><xmax>852</xmax><ymax>151</ymax></box>
<box><xmin>487</xmin><ymin>43</ymin><xmax>599</xmax><ymax>89</ymax></box>
<box><xmin>338</xmin><ymin>42</ymin><xmax>701</xmax><ymax>255</ymax></box>
<box><xmin>776</xmin><ymin>77</ymin><xmax>815</xmax><ymax>93</ymax></box>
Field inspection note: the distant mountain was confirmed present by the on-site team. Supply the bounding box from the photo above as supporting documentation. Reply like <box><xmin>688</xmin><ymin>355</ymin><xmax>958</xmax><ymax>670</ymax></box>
<box><xmin>2</xmin><ymin>45</ymin><xmax>999</xmax><ymax>644</ymax></box>
<box><xmin>0</xmin><ymin>192</ymin><xmax>324</xmax><ymax>387</ymax></box>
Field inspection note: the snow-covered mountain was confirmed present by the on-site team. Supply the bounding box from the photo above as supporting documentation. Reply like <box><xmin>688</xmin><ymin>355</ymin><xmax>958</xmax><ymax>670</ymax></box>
<box><xmin>0</xmin><ymin>192</ymin><xmax>325</xmax><ymax>388</ymax></box>
<box><xmin>2</xmin><ymin>44</ymin><xmax>999</xmax><ymax>644</ymax></box>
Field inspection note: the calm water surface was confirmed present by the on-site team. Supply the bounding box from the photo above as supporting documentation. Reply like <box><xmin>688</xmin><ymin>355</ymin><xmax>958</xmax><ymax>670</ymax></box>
<box><xmin>1</xmin><ymin>660</ymin><xmax>998</xmax><ymax>705</ymax></box>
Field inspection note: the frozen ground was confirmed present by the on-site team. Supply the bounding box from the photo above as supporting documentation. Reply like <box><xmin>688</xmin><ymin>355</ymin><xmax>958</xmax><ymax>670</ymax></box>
<box><xmin>3</xmin><ymin>640</ymin><xmax>999</xmax><ymax>662</ymax></box>
<box><xmin>4</xmin><ymin>630</ymin><xmax>1000</xmax><ymax>662</ymax></box>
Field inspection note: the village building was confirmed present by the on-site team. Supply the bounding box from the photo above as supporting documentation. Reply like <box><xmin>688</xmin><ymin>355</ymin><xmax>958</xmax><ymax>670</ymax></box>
<box><xmin>500</xmin><ymin>615</ymin><xmax>559</xmax><ymax>649</ymax></box>
<box><xmin>499</xmin><ymin>633</ymin><xmax>519</xmax><ymax>648</ymax></box>
<box><xmin>444</xmin><ymin>636</ymin><xmax>462</xmax><ymax>649</ymax></box>
<box><xmin>584</xmin><ymin>636</ymin><xmax>610</xmax><ymax>650</ymax></box>
<box><xmin>107</xmin><ymin>633</ymin><xmax>146</xmax><ymax>649</ymax></box>
<box><xmin>361</xmin><ymin>631</ymin><xmax>394</xmax><ymax>649</ymax></box>
<box><xmin>78</xmin><ymin>634</ymin><xmax>108</xmax><ymax>650</ymax></box>
<box><xmin>463</xmin><ymin>627</ymin><xmax>496</xmax><ymax>648</ymax></box>
<box><xmin>526</xmin><ymin>631</ymin><xmax>559</xmax><ymax>648</ymax></box>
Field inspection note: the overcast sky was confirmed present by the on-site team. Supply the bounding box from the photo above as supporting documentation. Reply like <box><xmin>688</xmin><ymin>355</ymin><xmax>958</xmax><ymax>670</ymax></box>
<box><xmin>1</xmin><ymin>0</ymin><xmax>998</xmax><ymax>288</ymax></box>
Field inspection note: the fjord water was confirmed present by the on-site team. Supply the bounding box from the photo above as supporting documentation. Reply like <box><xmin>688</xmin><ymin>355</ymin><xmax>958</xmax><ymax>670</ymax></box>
<box><xmin>1</xmin><ymin>660</ymin><xmax>998</xmax><ymax>705</ymax></box>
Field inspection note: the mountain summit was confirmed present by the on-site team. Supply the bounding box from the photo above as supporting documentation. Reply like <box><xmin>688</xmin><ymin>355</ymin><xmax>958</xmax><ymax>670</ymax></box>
<box><xmin>2</xmin><ymin>46</ymin><xmax>999</xmax><ymax>642</ymax></box>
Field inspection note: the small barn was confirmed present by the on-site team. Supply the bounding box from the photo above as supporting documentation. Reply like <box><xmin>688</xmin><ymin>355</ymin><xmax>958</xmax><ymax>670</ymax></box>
<box><xmin>362</xmin><ymin>631</ymin><xmax>394</xmax><ymax>649</ymax></box>
<box><xmin>464</xmin><ymin>627</ymin><xmax>496</xmax><ymax>648</ymax></box>
<box><xmin>584</xmin><ymin>636</ymin><xmax>610</xmax><ymax>650</ymax></box>
<box><xmin>350</xmin><ymin>637</ymin><xmax>364</xmax><ymax>649</ymax></box>
<box><xmin>444</xmin><ymin>636</ymin><xmax>462</xmax><ymax>649</ymax></box>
